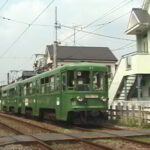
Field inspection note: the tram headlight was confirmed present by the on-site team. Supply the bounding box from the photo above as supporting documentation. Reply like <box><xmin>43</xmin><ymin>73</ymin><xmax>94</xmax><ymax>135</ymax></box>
<box><xmin>76</xmin><ymin>96</ymin><xmax>84</xmax><ymax>102</ymax></box>
<box><xmin>101</xmin><ymin>96</ymin><xmax>108</xmax><ymax>102</ymax></box>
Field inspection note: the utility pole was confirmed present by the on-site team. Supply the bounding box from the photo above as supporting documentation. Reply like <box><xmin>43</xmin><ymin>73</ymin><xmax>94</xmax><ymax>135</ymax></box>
<box><xmin>53</xmin><ymin>7</ymin><xmax>58</xmax><ymax>68</ymax></box>
<box><xmin>73</xmin><ymin>26</ymin><xmax>76</xmax><ymax>46</ymax></box>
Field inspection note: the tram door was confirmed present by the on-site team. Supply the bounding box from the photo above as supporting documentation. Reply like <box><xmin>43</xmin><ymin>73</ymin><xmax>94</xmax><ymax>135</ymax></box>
<box><xmin>57</xmin><ymin>72</ymin><xmax>67</xmax><ymax>120</ymax></box>
<box><xmin>34</xmin><ymin>79</ymin><xmax>39</xmax><ymax>116</ymax></box>
<box><xmin>17</xmin><ymin>84</ymin><xmax>22</xmax><ymax>114</ymax></box>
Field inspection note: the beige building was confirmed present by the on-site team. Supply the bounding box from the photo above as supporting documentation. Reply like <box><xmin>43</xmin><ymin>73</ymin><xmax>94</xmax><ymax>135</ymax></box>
<box><xmin>109</xmin><ymin>0</ymin><xmax>150</xmax><ymax>109</ymax></box>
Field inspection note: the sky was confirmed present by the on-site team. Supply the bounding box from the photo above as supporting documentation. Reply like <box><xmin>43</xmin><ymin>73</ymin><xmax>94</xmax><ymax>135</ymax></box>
<box><xmin>0</xmin><ymin>0</ymin><xmax>144</xmax><ymax>84</ymax></box>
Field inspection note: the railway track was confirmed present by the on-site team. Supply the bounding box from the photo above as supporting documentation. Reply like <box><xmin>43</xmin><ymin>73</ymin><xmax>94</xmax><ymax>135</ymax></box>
<box><xmin>71</xmin><ymin>123</ymin><xmax>124</xmax><ymax>132</ymax></box>
<box><xmin>0</xmin><ymin>115</ymin><xmax>55</xmax><ymax>150</ymax></box>
<box><xmin>0</xmin><ymin>113</ymin><xmax>56</xmax><ymax>133</ymax></box>
<box><xmin>0</xmin><ymin>126</ymin><xmax>54</xmax><ymax>149</ymax></box>
<box><xmin>0</xmin><ymin>112</ymin><xmax>150</xmax><ymax>150</ymax></box>
<box><xmin>0</xmin><ymin>113</ymin><xmax>116</xmax><ymax>150</ymax></box>
<box><xmin>72</xmin><ymin>125</ymin><xmax>150</xmax><ymax>148</ymax></box>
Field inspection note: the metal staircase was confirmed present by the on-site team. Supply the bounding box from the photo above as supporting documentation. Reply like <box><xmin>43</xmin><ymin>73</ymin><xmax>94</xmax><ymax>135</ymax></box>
<box><xmin>116</xmin><ymin>75</ymin><xmax>137</xmax><ymax>100</ymax></box>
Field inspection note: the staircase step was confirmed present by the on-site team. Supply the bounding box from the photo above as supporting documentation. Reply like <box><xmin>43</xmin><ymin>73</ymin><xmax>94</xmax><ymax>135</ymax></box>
<box><xmin>127</xmin><ymin>79</ymin><xmax>136</xmax><ymax>81</ymax></box>
<box><xmin>114</xmin><ymin>75</ymin><xmax>137</xmax><ymax>100</ymax></box>
<box><xmin>125</xmin><ymin>86</ymin><xmax>133</xmax><ymax>87</ymax></box>
<box><xmin>119</xmin><ymin>96</ymin><xmax>126</xmax><ymax>98</ymax></box>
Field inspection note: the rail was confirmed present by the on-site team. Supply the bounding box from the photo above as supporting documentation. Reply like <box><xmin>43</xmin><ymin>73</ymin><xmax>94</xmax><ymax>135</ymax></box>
<box><xmin>0</xmin><ymin>113</ymin><xmax>116</xmax><ymax>150</ymax></box>
<box><xmin>1</xmin><ymin>112</ymin><xmax>150</xmax><ymax>149</ymax></box>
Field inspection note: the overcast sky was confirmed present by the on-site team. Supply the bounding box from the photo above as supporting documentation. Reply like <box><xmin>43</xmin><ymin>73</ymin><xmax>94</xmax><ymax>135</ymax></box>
<box><xmin>0</xmin><ymin>0</ymin><xmax>143</xmax><ymax>84</ymax></box>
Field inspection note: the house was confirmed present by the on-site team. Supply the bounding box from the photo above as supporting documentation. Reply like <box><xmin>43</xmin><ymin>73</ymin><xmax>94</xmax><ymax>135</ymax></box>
<box><xmin>109</xmin><ymin>0</ymin><xmax>150</xmax><ymax>110</ymax></box>
<box><xmin>17</xmin><ymin>71</ymin><xmax>35</xmax><ymax>81</ymax></box>
<box><xmin>7</xmin><ymin>71</ymin><xmax>35</xmax><ymax>84</ymax></box>
<box><xmin>34</xmin><ymin>45</ymin><xmax>117</xmax><ymax>84</ymax></box>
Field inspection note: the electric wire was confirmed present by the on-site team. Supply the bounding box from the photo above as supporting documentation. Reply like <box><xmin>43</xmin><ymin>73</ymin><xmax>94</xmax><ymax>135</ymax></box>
<box><xmin>0</xmin><ymin>0</ymin><xmax>56</xmax><ymax>58</ymax></box>
<box><xmin>0</xmin><ymin>15</ymin><xmax>54</xmax><ymax>27</ymax></box>
<box><xmin>73</xmin><ymin>11</ymin><xmax>131</xmax><ymax>44</ymax></box>
<box><xmin>61</xmin><ymin>0</ymin><xmax>133</xmax><ymax>43</ymax></box>
<box><xmin>112</xmin><ymin>42</ymin><xmax>136</xmax><ymax>51</ymax></box>
<box><xmin>0</xmin><ymin>57</ymin><xmax>32</xmax><ymax>59</ymax></box>
<box><xmin>0</xmin><ymin>16</ymin><xmax>30</xmax><ymax>25</ymax></box>
<box><xmin>84</xmin><ymin>0</ymin><xmax>131</xmax><ymax>29</ymax></box>
<box><xmin>61</xmin><ymin>24</ymin><xmax>135</xmax><ymax>42</ymax></box>
<box><xmin>0</xmin><ymin>0</ymin><xmax>8</xmax><ymax>11</ymax></box>
<box><xmin>0</xmin><ymin>10</ymin><xmax>132</xmax><ymax>43</ymax></box>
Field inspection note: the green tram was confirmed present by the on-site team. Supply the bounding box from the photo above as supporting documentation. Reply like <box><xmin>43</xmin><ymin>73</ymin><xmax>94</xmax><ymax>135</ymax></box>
<box><xmin>1</xmin><ymin>63</ymin><xmax>108</xmax><ymax>123</ymax></box>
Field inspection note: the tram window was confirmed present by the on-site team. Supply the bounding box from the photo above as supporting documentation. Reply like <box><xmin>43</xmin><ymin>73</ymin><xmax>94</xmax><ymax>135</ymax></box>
<box><xmin>76</xmin><ymin>71</ymin><xmax>90</xmax><ymax>91</ymax></box>
<box><xmin>9</xmin><ymin>88</ymin><xmax>16</xmax><ymax>96</ymax></box>
<box><xmin>24</xmin><ymin>86</ymin><xmax>26</xmax><ymax>96</ymax></box>
<box><xmin>41</xmin><ymin>78</ymin><xmax>45</xmax><ymax>84</ymax></box>
<box><xmin>2</xmin><ymin>90</ymin><xmax>7</xmax><ymax>97</ymax></box>
<box><xmin>62</xmin><ymin>73</ymin><xmax>67</xmax><ymax>91</ymax></box>
<box><xmin>45</xmin><ymin>77</ymin><xmax>49</xmax><ymax>84</ymax></box>
<box><xmin>50</xmin><ymin>76</ymin><xmax>55</xmax><ymax>91</ymax></box>
<box><xmin>93</xmin><ymin>72</ymin><xmax>104</xmax><ymax>90</ymax></box>
<box><xmin>23</xmin><ymin>82</ymin><xmax>33</xmax><ymax>95</ymax></box>
<box><xmin>55</xmin><ymin>75</ymin><xmax>60</xmax><ymax>91</ymax></box>
<box><xmin>29</xmin><ymin>83</ymin><xmax>32</xmax><ymax>94</ymax></box>
<box><xmin>67</xmin><ymin>71</ymin><xmax>75</xmax><ymax>90</ymax></box>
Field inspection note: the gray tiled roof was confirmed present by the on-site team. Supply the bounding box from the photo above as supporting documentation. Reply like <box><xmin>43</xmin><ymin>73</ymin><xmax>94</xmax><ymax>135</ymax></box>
<box><xmin>133</xmin><ymin>8</ymin><xmax>150</xmax><ymax>24</ymax></box>
<box><xmin>47</xmin><ymin>45</ymin><xmax>117</xmax><ymax>62</ymax></box>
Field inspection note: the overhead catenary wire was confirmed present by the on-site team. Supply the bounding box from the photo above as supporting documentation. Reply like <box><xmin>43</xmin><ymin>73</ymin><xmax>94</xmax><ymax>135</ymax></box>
<box><xmin>84</xmin><ymin>0</ymin><xmax>132</xmax><ymax>29</ymax></box>
<box><xmin>0</xmin><ymin>57</ymin><xmax>32</xmax><ymax>59</ymax></box>
<box><xmin>0</xmin><ymin>0</ymin><xmax>56</xmax><ymax>58</ymax></box>
<box><xmin>73</xmin><ymin>11</ymin><xmax>131</xmax><ymax>44</ymax></box>
<box><xmin>112</xmin><ymin>42</ymin><xmax>136</xmax><ymax>52</ymax></box>
<box><xmin>0</xmin><ymin>0</ymin><xmax>8</xmax><ymax>11</ymax></box>
<box><xmin>60</xmin><ymin>0</ymin><xmax>133</xmax><ymax>43</ymax></box>
<box><xmin>0</xmin><ymin>16</ymin><xmax>30</xmax><ymax>25</ymax></box>
<box><xmin>0</xmin><ymin>14</ymin><xmax>135</xmax><ymax>42</ymax></box>
<box><xmin>0</xmin><ymin>10</ymin><xmax>130</xmax><ymax>28</ymax></box>
<box><xmin>61</xmin><ymin>24</ymin><xmax>135</xmax><ymax>42</ymax></box>
<box><xmin>0</xmin><ymin>15</ymin><xmax>55</xmax><ymax>28</ymax></box>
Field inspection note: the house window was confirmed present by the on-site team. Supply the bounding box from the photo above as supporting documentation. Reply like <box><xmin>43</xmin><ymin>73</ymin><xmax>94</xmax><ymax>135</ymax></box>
<box><xmin>50</xmin><ymin>76</ymin><xmax>55</xmax><ymax>91</ymax></box>
<box><xmin>55</xmin><ymin>75</ymin><xmax>60</xmax><ymax>91</ymax></box>
<box><xmin>106</xmin><ymin>65</ymin><xmax>111</xmax><ymax>78</ymax></box>
<box><xmin>142</xmin><ymin>34</ymin><xmax>148</xmax><ymax>53</ymax></box>
<box><xmin>126</xmin><ymin>56</ymin><xmax>131</xmax><ymax>69</ymax></box>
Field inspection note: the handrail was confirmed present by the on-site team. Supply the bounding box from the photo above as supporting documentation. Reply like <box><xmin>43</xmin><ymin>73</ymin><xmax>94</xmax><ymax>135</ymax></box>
<box><xmin>109</xmin><ymin>50</ymin><xmax>149</xmax><ymax>89</ymax></box>
<box><xmin>122</xmin><ymin>51</ymin><xmax>149</xmax><ymax>58</ymax></box>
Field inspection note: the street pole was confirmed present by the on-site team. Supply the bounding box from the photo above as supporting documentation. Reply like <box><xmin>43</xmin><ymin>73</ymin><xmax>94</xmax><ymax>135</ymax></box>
<box><xmin>53</xmin><ymin>7</ymin><xmax>58</xmax><ymax>68</ymax></box>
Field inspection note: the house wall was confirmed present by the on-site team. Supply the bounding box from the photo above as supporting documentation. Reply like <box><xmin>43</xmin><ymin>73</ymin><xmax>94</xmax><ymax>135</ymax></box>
<box><xmin>109</xmin><ymin>53</ymin><xmax>150</xmax><ymax>108</ymax></box>
<box><xmin>109</xmin><ymin>0</ymin><xmax>150</xmax><ymax>111</ymax></box>
<box><xmin>147</xmin><ymin>2</ymin><xmax>150</xmax><ymax>14</ymax></box>
<box><xmin>136</xmin><ymin>32</ymin><xmax>148</xmax><ymax>53</ymax></box>
<box><xmin>136</xmin><ymin>35</ymin><xmax>142</xmax><ymax>51</ymax></box>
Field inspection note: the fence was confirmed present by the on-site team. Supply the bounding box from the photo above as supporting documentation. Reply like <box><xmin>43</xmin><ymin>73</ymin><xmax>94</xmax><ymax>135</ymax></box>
<box><xmin>108</xmin><ymin>105</ymin><xmax>150</xmax><ymax>125</ymax></box>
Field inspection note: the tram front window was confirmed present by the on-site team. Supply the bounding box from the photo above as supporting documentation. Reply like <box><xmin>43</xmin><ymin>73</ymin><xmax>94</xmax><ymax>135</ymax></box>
<box><xmin>67</xmin><ymin>71</ymin><xmax>75</xmax><ymax>90</ymax></box>
<box><xmin>76</xmin><ymin>71</ymin><xmax>90</xmax><ymax>91</ymax></box>
<box><xmin>67</xmin><ymin>70</ymin><xmax>90</xmax><ymax>91</ymax></box>
<box><xmin>93</xmin><ymin>72</ymin><xmax>104</xmax><ymax>90</ymax></box>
